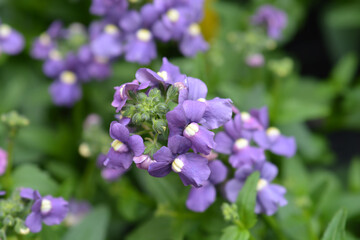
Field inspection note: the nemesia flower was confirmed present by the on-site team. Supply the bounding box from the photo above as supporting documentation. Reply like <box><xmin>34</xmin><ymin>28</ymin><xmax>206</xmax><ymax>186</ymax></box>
<box><xmin>166</xmin><ymin>100</ymin><xmax>216</xmax><ymax>155</ymax></box>
<box><xmin>0</xmin><ymin>191</ymin><xmax>5</xmax><ymax>196</ymax></box>
<box><xmin>180</xmin><ymin>23</ymin><xmax>208</xmax><ymax>57</ymax></box>
<box><xmin>104</xmin><ymin>121</ymin><xmax>145</xmax><ymax>169</ymax></box>
<box><xmin>112</xmin><ymin>80</ymin><xmax>142</xmax><ymax>112</ymax></box>
<box><xmin>90</xmin><ymin>0</ymin><xmax>128</xmax><ymax>21</ymax></box>
<box><xmin>97</xmin><ymin>154</ymin><xmax>127</xmax><ymax>181</ymax></box>
<box><xmin>252</xmin><ymin>5</ymin><xmax>287</xmax><ymax>40</ymax></box>
<box><xmin>49</xmin><ymin>71</ymin><xmax>82</xmax><ymax>107</ymax></box>
<box><xmin>90</xmin><ymin>24</ymin><xmax>123</xmax><ymax>58</ymax></box>
<box><xmin>125</xmin><ymin>28</ymin><xmax>157</xmax><ymax>64</ymax></box>
<box><xmin>31</xmin><ymin>21</ymin><xmax>63</xmax><ymax>59</ymax></box>
<box><xmin>253</xmin><ymin>126</ymin><xmax>296</xmax><ymax>157</ymax></box>
<box><xmin>225</xmin><ymin>161</ymin><xmax>287</xmax><ymax>215</ymax></box>
<box><xmin>21</xmin><ymin>188</ymin><xmax>68</xmax><ymax>233</ymax></box>
<box><xmin>78</xmin><ymin>45</ymin><xmax>111</xmax><ymax>80</ymax></box>
<box><xmin>214</xmin><ymin>114</ymin><xmax>265</xmax><ymax>168</ymax></box>
<box><xmin>186</xmin><ymin>159</ymin><xmax>227</xmax><ymax>212</ymax></box>
<box><xmin>0</xmin><ymin>148</ymin><xmax>7</xmax><ymax>176</ymax></box>
<box><xmin>148</xmin><ymin>135</ymin><xmax>210</xmax><ymax>187</ymax></box>
<box><xmin>0</xmin><ymin>22</ymin><xmax>24</xmax><ymax>55</ymax></box>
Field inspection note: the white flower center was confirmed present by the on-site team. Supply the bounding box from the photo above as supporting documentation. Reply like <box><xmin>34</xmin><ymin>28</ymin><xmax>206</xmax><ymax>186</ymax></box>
<box><xmin>241</xmin><ymin>112</ymin><xmax>251</xmax><ymax>122</ymax></box>
<box><xmin>19</xmin><ymin>227</ymin><xmax>30</xmax><ymax>235</ymax></box>
<box><xmin>0</xmin><ymin>24</ymin><xmax>12</xmax><ymax>37</ymax></box>
<box><xmin>136</xmin><ymin>29</ymin><xmax>151</xmax><ymax>42</ymax></box>
<box><xmin>172</xmin><ymin>158</ymin><xmax>184</xmax><ymax>173</ymax></box>
<box><xmin>266</xmin><ymin>127</ymin><xmax>280</xmax><ymax>139</ymax></box>
<box><xmin>197</xmin><ymin>98</ymin><xmax>206</xmax><ymax>102</ymax></box>
<box><xmin>39</xmin><ymin>33</ymin><xmax>51</xmax><ymax>45</ymax></box>
<box><xmin>60</xmin><ymin>71</ymin><xmax>76</xmax><ymax>84</ymax></box>
<box><xmin>234</xmin><ymin>138</ymin><xmax>249</xmax><ymax>150</ymax></box>
<box><xmin>111</xmin><ymin>139</ymin><xmax>128</xmax><ymax>152</ymax></box>
<box><xmin>157</xmin><ymin>71</ymin><xmax>168</xmax><ymax>81</ymax></box>
<box><xmin>188</xmin><ymin>23</ymin><xmax>201</xmax><ymax>36</ymax></box>
<box><xmin>79</xmin><ymin>143</ymin><xmax>91</xmax><ymax>158</ymax></box>
<box><xmin>184</xmin><ymin>123</ymin><xmax>199</xmax><ymax>137</ymax></box>
<box><xmin>49</xmin><ymin>50</ymin><xmax>62</xmax><ymax>60</ymax></box>
<box><xmin>167</xmin><ymin>9</ymin><xmax>180</xmax><ymax>22</ymax></box>
<box><xmin>104</xmin><ymin>24</ymin><xmax>119</xmax><ymax>35</ymax></box>
<box><xmin>256</xmin><ymin>178</ymin><xmax>268</xmax><ymax>191</ymax></box>
<box><xmin>41</xmin><ymin>199</ymin><xmax>52</xmax><ymax>214</ymax></box>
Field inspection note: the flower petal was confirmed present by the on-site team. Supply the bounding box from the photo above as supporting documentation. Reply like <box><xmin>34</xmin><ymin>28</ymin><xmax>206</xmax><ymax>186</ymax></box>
<box><xmin>109</xmin><ymin>121</ymin><xmax>130</xmax><ymax>142</ymax></box>
<box><xmin>214</xmin><ymin>131</ymin><xmax>233</xmax><ymax>154</ymax></box>
<box><xmin>186</xmin><ymin>183</ymin><xmax>216</xmax><ymax>212</ymax></box>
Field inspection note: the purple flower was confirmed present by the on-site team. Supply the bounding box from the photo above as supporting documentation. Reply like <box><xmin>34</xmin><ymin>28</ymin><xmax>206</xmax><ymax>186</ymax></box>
<box><xmin>214</xmin><ymin>114</ymin><xmax>265</xmax><ymax>168</ymax></box>
<box><xmin>253</xmin><ymin>127</ymin><xmax>296</xmax><ymax>157</ymax></box>
<box><xmin>178</xmin><ymin>77</ymin><xmax>233</xmax><ymax>129</ymax></box>
<box><xmin>0</xmin><ymin>148</ymin><xmax>7</xmax><ymax>176</ymax></box>
<box><xmin>152</xmin><ymin>7</ymin><xmax>191</xmax><ymax>42</ymax></box>
<box><xmin>21</xmin><ymin>189</ymin><xmax>68</xmax><ymax>233</ymax></box>
<box><xmin>0</xmin><ymin>191</ymin><xmax>5</xmax><ymax>196</ymax></box>
<box><xmin>112</xmin><ymin>80</ymin><xmax>141</xmax><ymax>112</ymax></box>
<box><xmin>252</xmin><ymin>5</ymin><xmax>287</xmax><ymax>40</ymax></box>
<box><xmin>65</xmin><ymin>200</ymin><xmax>91</xmax><ymax>226</ymax></box>
<box><xmin>225</xmin><ymin>161</ymin><xmax>287</xmax><ymax>216</ymax></box>
<box><xmin>97</xmin><ymin>154</ymin><xmax>127</xmax><ymax>182</ymax></box>
<box><xmin>90</xmin><ymin>0</ymin><xmax>128</xmax><ymax>21</ymax></box>
<box><xmin>135</xmin><ymin>57</ymin><xmax>186</xmax><ymax>88</ymax></box>
<box><xmin>90</xmin><ymin>24</ymin><xmax>123</xmax><ymax>58</ymax></box>
<box><xmin>124</xmin><ymin>28</ymin><xmax>157</xmax><ymax>65</ymax></box>
<box><xmin>238</xmin><ymin>107</ymin><xmax>268</xmax><ymax>138</ymax></box>
<box><xmin>246</xmin><ymin>53</ymin><xmax>265</xmax><ymax>67</ymax></box>
<box><xmin>148</xmin><ymin>135</ymin><xmax>210</xmax><ymax>187</ymax></box>
<box><xmin>104</xmin><ymin>121</ymin><xmax>145</xmax><ymax>169</ymax></box>
<box><xmin>49</xmin><ymin>71</ymin><xmax>82</xmax><ymax>107</ymax></box>
<box><xmin>0</xmin><ymin>23</ymin><xmax>24</xmax><ymax>55</ymax></box>
<box><xmin>31</xmin><ymin>21</ymin><xmax>63</xmax><ymax>59</ymax></box>
<box><xmin>78</xmin><ymin>45</ymin><xmax>112</xmax><ymax>80</ymax></box>
<box><xmin>180</xmin><ymin>23</ymin><xmax>208</xmax><ymax>57</ymax></box>
<box><xmin>166</xmin><ymin>100</ymin><xmax>216</xmax><ymax>155</ymax></box>
<box><xmin>186</xmin><ymin>159</ymin><xmax>227</xmax><ymax>212</ymax></box>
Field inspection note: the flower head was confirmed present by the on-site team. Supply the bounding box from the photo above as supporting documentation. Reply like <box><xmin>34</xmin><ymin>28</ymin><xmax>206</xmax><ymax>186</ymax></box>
<box><xmin>0</xmin><ymin>23</ymin><xmax>24</xmax><ymax>55</ymax></box>
<box><xmin>0</xmin><ymin>148</ymin><xmax>7</xmax><ymax>176</ymax></box>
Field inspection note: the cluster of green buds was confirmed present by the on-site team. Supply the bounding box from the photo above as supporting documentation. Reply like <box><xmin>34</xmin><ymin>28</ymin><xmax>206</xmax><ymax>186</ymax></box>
<box><xmin>120</xmin><ymin>86</ymin><xmax>179</xmax><ymax>156</ymax></box>
<box><xmin>1</xmin><ymin>111</ymin><xmax>30</xmax><ymax>129</ymax></box>
<box><xmin>0</xmin><ymin>192</ymin><xmax>30</xmax><ymax>238</ymax></box>
<box><xmin>221</xmin><ymin>203</ymin><xmax>240</xmax><ymax>223</ymax></box>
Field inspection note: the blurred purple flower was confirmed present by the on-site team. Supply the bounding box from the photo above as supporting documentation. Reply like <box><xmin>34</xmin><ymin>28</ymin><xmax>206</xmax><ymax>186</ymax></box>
<box><xmin>225</xmin><ymin>161</ymin><xmax>287</xmax><ymax>216</ymax></box>
<box><xmin>246</xmin><ymin>53</ymin><xmax>265</xmax><ymax>67</ymax></box>
<box><xmin>180</xmin><ymin>23</ymin><xmax>208</xmax><ymax>57</ymax></box>
<box><xmin>0</xmin><ymin>148</ymin><xmax>7</xmax><ymax>176</ymax></box>
<box><xmin>0</xmin><ymin>23</ymin><xmax>24</xmax><ymax>55</ymax></box>
<box><xmin>252</xmin><ymin>5</ymin><xmax>287</xmax><ymax>40</ymax></box>
<box><xmin>49</xmin><ymin>71</ymin><xmax>82</xmax><ymax>107</ymax></box>
<box><xmin>90</xmin><ymin>24</ymin><xmax>123</xmax><ymax>58</ymax></box>
<box><xmin>65</xmin><ymin>200</ymin><xmax>91</xmax><ymax>226</ymax></box>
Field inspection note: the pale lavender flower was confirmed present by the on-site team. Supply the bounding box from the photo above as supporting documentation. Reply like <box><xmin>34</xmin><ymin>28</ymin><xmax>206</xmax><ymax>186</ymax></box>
<box><xmin>225</xmin><ymin>161</ymin><xmax>287</xmax><ymax>216</ymax></box>
<box><xmin>112</xmin><ymin>80</ymin><xmax>141</xmax><ymax>112</ymax></box>
<box><xmin>180</xmin><ymin>23</ymin><xmax>208</xmax><ymax>57</ymax></box>
<box><xmin>252</xmin><ymin>5</ymin><xmax>287</xmax><ymax>40</ymax></box>
<box><xmin>0</xmin><ymin>23</ymin><xmax>24</xmax><ymax>55</ymax></box>
<box><xmin>90</xmin><ymin>24</ymin><xmax>123</xmax><ymax>58</ymax></box>
<box><xmin>246</xmin><ymin>53</ymin><xmax>265</xmax><ymax>67</ymax></box>
<box><xmin>49</xmin><ymin>71</ymin><xmax>82</xmax><ymax>107</ymax></box>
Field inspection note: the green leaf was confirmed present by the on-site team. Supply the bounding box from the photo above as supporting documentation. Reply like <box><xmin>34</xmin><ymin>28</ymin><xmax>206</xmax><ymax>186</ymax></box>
<box><xmin>236</xmin><ymin>171</ymin><xmax>260</xmax><ymax>229</ymax></box>
<box><xmin>12</xmin><ymin>164</ymin><xmax>58</xmax><ymax>196</ymax></box>
<box><xmin>283</xmin><ymin>157</ymin><xmax>309</xmax><ymax>196</ymax></box>
<box><xmin>348</xmin><ymin>158</ymin><xmax>360</xmax><ymax>193</ymax></box>
<box><xmin>330</xmin><ymin>54</ymin><xmax>358</xmax><ymax>93</ymax></box>
<box><xmin>321</xmin><ymin>209</ymin><xmax>347</xmax><ymax>240</ymax></box>
<box><xmin>126</xmin><ymin>217</ymin><xmax>172</xmax><ymax>240</ymax></box>
<box><xmin>220</xmin><ymin>226</ymin><xmax>250</xmax><ymax>240</ymax></box>
<box><xmin>63</xmin><ymin>205</ymin><xmax>110</xmax><ymax>240</ymax></box>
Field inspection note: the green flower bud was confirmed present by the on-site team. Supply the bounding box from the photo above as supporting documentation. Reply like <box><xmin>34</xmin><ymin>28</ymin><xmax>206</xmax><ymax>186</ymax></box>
<box><xmin>1</xmin><ymin>111</ymin><xmax>29</xmax><ymax>128</ymax></box>
<box><xmin>155</xmin><ymin>103</ymin><xmax>168</xmax><ymax>115</ymax></box>
<box><xmin>3</xmin><ymin>215</ymin><xmax>15</xmax><ymax>227</ymax></box>
<box><xmin>132</xmin><ymin>113</ymin><xmax>143</xmax><ymax>125</ymax></box>
<box><xmin>141</xmin><ymin>113</ymin><xmax>150</xmax><ymax>122</ymax></box>
<box><xmin>221</xmin><ymin>203</ymin><xmax>239</xmax><ymax>222</ymax></box>
<box><xmin>152</xmin><ymin>119</ymin><xmax>167</xmax><ymax>135</ymax></box>
<box><xmin>148</xmin><ymin>88</ymin><xmax>161</xmax><ymax>99</ymax></box>
<box><xmin>144</xmin><ymin>141</ymin><xmax>161</xmax><ymax>157</ymax></box>
<box><xmin>166</xmin><ymin>85</ymin><xmax>179</xmax><ymax>103</ymax></box>
<box><xmin>14</xmin><ymin>219</ymin><xmax>30</xmax><ymax>235</ymax></box>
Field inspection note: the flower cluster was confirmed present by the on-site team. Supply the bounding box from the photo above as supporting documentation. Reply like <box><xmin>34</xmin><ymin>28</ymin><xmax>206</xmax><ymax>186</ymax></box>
<box><xmin>101</xmin><ymin>58</ymin><xmax>296</xmax><ymax>215</ymax></box>
<box><xmin>20</xmin><ymin>188</ymin><xmax>68</xmax><ymax>233</ymax></box>
<box><xmin>31</xmin><ymin>22</ymin><xmax>112</xmax><ymax>107</ymax></box>
<box><xmin>216</xmin><ymin>107</ymin><xmax>296</xmax><ymax>215</ymax></box>
<box><xmin>0</xmin><ymin>21</ymin><xmax>24</xmax><ymax>56</ymax></box>
<box><xmin>102</xmin><ymin>57</ymin><xmax>232</xmax><ymax>196</ymax></box>
<box><xmin>90</xmin><ymin>0</ymin><xmax>209</xmax><ymax>63</ymax></box>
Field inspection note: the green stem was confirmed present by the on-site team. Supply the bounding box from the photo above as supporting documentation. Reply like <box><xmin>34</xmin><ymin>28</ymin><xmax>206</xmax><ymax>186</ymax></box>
<box><xmin>4</xmin><ymin>128</ymin><xmax>17</xmax><ymax>190</ymax></box>
<box><xmin>262</xmin><ymin>215</ymin><xmax>287</xmax><ymax>240</ymax></box>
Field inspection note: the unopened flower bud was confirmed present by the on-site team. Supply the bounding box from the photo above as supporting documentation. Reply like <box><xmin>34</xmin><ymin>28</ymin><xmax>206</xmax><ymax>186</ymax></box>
<box><xmin>3</xmin><ymin>215</ymin><xmax>14</xmax><ymax>226</ymax></box>
<box><xmin>15</xmin><ymin>219</ymin><xmax>30</xmax><ymax>235</ymax></box>
<box><xmin>133</xmin><ymin>155</ymin><xmax>154</xmax><ymax>170</ymax></box>
<box><xmin>166</xmin><ymin>85</ymin><xmax>179</xmax><ymax>103</ymax></box>
<box><xmin>152</xmin><ymin>119</ymin><xmax>167</xmax><ymax>135</ymax></box>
